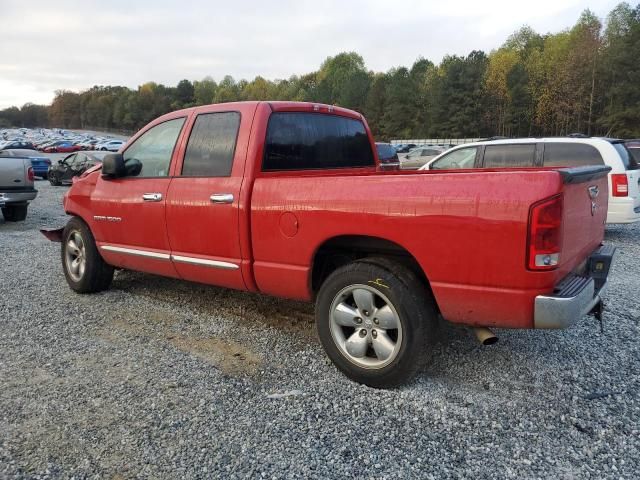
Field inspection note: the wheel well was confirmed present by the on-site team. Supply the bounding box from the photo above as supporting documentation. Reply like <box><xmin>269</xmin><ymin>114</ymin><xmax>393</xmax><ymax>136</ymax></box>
<box><xmin>311</xmin><ymin>235</ymin><xmax>432</xmax><ymax>296</ymax></box>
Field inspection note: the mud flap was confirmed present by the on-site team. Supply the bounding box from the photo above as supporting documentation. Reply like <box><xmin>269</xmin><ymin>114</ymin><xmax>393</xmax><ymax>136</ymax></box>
<box><xmin>40</xmin><ymin>227</ymin><xmax>64</xmax><ymax>242</ymax></box>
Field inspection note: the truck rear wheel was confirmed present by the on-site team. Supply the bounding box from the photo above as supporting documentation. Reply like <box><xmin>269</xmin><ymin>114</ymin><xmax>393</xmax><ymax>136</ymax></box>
<box><xmin>61</xmin><ymin>217</ymin><xmax>114</xmax><ymax>293</ymax></box>
<box><xmin>1</xmin><ymin>204</ymin><xmax>28</xmax><ymax>222</ymax></box>
<box><xmin>315</xmin><ymin>258</ymin><xmax>437</xmax><ymax>388</ymax></box>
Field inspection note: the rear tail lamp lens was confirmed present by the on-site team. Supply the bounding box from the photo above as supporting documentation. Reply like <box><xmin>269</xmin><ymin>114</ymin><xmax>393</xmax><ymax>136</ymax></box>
<box><xmin>527</xmin><ymin>194</ymin><xmax>563</xmax><ymax>271</ymax></box>
<box><xmin>611</xmin><ymin>174</ymin><xmax>628</xmax><ymax>197</ymax></box>
<box><xmin>27</xmin><ymin>166</ymin><xmax>34</xmax><ymax>182</ymax></box>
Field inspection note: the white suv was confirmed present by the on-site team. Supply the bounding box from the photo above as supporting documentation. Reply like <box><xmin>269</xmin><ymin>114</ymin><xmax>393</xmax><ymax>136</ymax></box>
<box><xmin>420</xmin><ymin>137</ymin><xmax>640</xmax><ymax>224</ymax></box>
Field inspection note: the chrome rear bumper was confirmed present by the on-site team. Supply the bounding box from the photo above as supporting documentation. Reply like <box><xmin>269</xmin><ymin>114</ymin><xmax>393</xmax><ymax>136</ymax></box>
<box><xmin>534</xmin><ymin>245</ymin><xmax>615</xmax><ymax>329</ymax></box>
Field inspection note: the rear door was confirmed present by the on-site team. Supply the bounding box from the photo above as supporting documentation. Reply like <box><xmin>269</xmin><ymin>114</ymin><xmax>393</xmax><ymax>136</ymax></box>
<box><xmin>165</xmin><ymin>104</ymin><xmax>255</xmax><ymax>290</ymax></box>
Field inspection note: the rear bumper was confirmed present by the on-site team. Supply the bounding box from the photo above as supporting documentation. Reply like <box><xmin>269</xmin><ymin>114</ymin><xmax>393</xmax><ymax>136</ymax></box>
<box><xmin>606</xmin><ymin>198</ymin><xmax>640</xmax><ymax>224</ymax></box>
<box><xmin>534</xmin><ymin>245</ymin><xmax>615</xmax><ymax>329</ymax></box>
<box><xmin>0</xmin><ymin>189</ymin><xmax>38</xmax><ymax>206</ymax></box>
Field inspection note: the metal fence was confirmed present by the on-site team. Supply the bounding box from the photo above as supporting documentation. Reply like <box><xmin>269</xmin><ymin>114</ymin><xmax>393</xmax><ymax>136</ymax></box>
<box><xmin>390</xmin><ymin>138</ymin><xmax>481</xmax><ymax>146</ymax></box>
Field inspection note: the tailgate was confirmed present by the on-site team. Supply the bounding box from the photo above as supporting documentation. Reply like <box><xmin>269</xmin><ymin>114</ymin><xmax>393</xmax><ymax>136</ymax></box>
<box><xmin>0</xmin><ymin>157</ymin><xmax>28</xmax><ymax>189</ymax></box>
<box><xmin>557</xmin><ymin>166</ymin><xmax>610</xmax><ymax>276</ymax></box>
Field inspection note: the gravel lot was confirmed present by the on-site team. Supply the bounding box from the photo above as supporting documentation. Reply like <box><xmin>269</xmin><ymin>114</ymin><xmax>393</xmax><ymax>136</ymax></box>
<box><xmin>1</xmin><ymin>181</ymin><xmax>639</xmax><ymax>479</ymax></box>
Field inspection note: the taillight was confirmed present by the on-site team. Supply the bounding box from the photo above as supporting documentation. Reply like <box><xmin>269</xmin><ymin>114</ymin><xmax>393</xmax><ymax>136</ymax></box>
<box><xmin>611</xmin><ymin>174</ymin><xmax>628</xmax><ymax>197</ymax></box>
<box><xmin>27</xmin><ymin>166</ymin><xmax>34</xmax><ymax>182</ymax></box>
<box><xmin>527</xmin><ymin>194</ymin><xmax>563</xmax><ymax>270</ymax></box>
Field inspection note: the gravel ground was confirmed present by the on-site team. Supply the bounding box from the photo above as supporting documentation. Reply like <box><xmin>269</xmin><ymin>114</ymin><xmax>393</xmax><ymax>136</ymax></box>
<box><xmin>1</xmin><ymin>181</ymin><xmax>639</xmax><ymax>479</ymax></box>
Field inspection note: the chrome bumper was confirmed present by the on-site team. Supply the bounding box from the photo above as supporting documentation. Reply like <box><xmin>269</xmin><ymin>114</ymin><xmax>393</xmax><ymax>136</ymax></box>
<box><xmin>534</xmin><ymin>245</ymin><xmax>615</xmax><ymax>329</ymax></box>
<box><xmin>0</xmin><ymin>189</ymin><xmax>38</xmax><ymax>206</ymax></box>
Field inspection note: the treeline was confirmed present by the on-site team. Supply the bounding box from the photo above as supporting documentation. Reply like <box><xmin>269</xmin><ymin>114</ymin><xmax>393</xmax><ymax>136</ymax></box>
<box><xmin>2</xmin><ymin>3</ymin><xmax>639</xmax><ymax>139</ymax></box>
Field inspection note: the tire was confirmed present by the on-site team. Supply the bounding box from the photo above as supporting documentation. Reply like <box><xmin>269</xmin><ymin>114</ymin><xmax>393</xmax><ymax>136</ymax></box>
<box><xmin>315</xmin><ymin>257</ymin><xmax>438</xmax><ymax>388</ymax></box>
<box><xmin>1</xmin><ymin>204</ymin><xmax>28</xmax><ymax>222</ymax></box>
<box><xmin>61</xmin><ymin>217</ymin><xmax>114</xmax><ymax>293</ymax></box>
<box><xmin>40</xmin><ymin>172</ymin><xmax>48</xmax><ymax>180</ymax></box>
<box><xmin>49</xmin><ymin>173</ymin><xmax>62</xmax><ymax>186</ymax></box>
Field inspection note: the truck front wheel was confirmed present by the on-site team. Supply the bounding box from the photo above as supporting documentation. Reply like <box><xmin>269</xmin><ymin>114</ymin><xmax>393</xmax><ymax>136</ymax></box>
<box><xmin>61</xmin><ymin>217</ymin><xmax>114</xmax><ymax>293</ymax></box>
<box><xmin>315</xmin><ymin>258</ymin><xmax>437</xmax><ymax>388</ymax></box>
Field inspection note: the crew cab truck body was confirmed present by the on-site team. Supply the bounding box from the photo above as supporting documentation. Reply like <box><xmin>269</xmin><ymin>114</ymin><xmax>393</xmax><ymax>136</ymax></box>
<box><xmin>0</xmin><ymin>155</ymin><xmax>37</xmax><ymax>221</ymax></box>
<box><xmin>44</xmin><ymin>101</ymin><xmax>615</xmax><ymax>387</ymax></box>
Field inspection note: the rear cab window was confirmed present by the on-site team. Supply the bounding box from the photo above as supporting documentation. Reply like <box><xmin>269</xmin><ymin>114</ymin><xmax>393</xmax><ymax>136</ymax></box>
<box><xmin>262</xmin><ymin>112</ymin><xmax>375</xmax><ymax>171</ymax></box>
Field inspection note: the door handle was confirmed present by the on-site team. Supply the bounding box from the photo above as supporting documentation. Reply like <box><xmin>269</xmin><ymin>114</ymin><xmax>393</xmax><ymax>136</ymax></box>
<box><xmin>210</xmin><ymin>193</ymin><xmax>234</xmax><ymax>204</ymax></box>
<box><xmin>142</xmin><ymin>193</ymin><xmax>163</xmax><ymax>202</ymax></box>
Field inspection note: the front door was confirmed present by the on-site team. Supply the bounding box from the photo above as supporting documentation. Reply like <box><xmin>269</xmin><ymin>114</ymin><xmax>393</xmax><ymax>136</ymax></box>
<box><xmin>91</xmin><ymin>117</ymin><xmax>187</xmax><ymax>277</ymax></box>
<box><xmin>166</xmin><ymin>108</ymin><xmax>250</xmax><ymax>290</ymax></box>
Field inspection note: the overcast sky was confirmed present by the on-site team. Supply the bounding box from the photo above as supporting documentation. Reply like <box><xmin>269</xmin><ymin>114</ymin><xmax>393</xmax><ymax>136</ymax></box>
<box><xmin>0</xmin><ymin>0</ymin><xmax>621</xmax><ymax>108</ymax></box>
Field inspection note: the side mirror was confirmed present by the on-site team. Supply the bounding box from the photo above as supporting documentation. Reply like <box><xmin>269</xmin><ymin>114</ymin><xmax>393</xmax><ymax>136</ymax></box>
<box><xmin>101</xmin><ymin>153</ymin><xmax>126</xmax><ymax>178</ymax></box>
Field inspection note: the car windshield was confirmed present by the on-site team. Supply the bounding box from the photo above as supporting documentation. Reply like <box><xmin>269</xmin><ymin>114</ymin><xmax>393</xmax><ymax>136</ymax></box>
<box><xmin>612</xmin><ymin>143</ymin><xmax>638</xmax><ymax>170</ymax></box>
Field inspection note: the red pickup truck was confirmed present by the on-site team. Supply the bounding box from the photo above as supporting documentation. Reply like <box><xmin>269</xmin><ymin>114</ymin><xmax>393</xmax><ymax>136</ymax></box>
<box><xmin>43</xmin><ymin>101</ymin><xmax>615</xmax><ymax>387</ymax></box>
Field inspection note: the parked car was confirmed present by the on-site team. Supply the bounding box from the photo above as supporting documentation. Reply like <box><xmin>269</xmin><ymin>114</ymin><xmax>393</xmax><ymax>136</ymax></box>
<box><xmin>0</xmin><ymin>155</ymin><xmax>37</xmax><ymax>221</ymax></box>
<box><xmin>48</xmin><ymin>151</ymin><xmax>107</xmax><ymax>186</ymax></box>
<box><xmin>42</xmin><ymin>101</ymin><xmax>613</xmax><ymax>388</ymax></box>
<box><xmin>41</xmin><ymin>141</ymin><xmax>75</xmax><ymax>153</ymax></box>
<box><xmin>0</xmin><ymin>149</ymin><xmax>51</xmax><ymax>179</ymax></box>
<box><xmin>421</xmin><ymin>137</ymin><xmax>640</xmax><ymax>224</ymax></box>
<box><xmin>394</xmin><ymin>143</ymin><xmax>417</xmax><ymax>153</ymax></box>
<box><xmin>0</xmin><ymin>140</ymin><xmax>35</xmax><ymax>150</ymax></box>
<box><xmin>99</xmin><ymin>139</ymin><xmax>125</xmax><ymax>152</ymax></box>
<box><xmin>400</xmin><ymin>146</ymin><xmax>446</xmax><ymax>170</ymax></box>
<box><xmin>375</xmin><ymin>142</ymin><xmax>400</xmax><ymax>170</ymax></box>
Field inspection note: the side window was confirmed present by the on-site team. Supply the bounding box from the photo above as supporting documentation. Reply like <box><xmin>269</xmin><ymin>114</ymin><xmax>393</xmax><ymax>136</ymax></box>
<box><xmin>430</xmin><ymin>147</ymin><xmax>478</xmax><ymax>170</ymax></box>
<box><xmin>64</xmin><ymin>154</ymin><xmax>77</xmax><ymax>166</ymax></box>
<box><xmin>483</xmin><ymin>144</ymin><xmax>536</xmax><ymax>168</ymax></box>
<box><xmin>263</xmin><ymin>112</ymin><xmax>375</xmax><ymax>171</ymax></box>
<box><xmin>543</xmin><ymin>143</ymin><xmax>604</xmax><ymax>167</ymax></box>
<box><xmin>73</xmin><ymin>154</ymin><xmax>86</xmax><ymax>166</ymax></box>
<box><xmin>123</xmin><ymin>117</ymin><xmax>185</xmax><ymax>177</ymax></box>
<box><xmin>181</xmin><ymin>112</ymin><xmax>240</xmax><ymax>176</ymax></box>
<box><xmin>423</xmin><ymin>149</ymin><xmax>442</xmax><ymax>156</ymax></box>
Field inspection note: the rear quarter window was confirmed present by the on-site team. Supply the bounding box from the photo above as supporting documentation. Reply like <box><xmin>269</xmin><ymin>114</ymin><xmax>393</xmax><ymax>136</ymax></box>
<box><xmin>543</xmin><ymin>143</ymin><xmax>604</xmax><ymax>167</ymax></box>
<box><xmin>263</xmin><ymin>112</ymin><xmax>374</xmax><ymax>171</ymax></box>
<box><xmin>612</xmin><ymin>143</ymin><xmax>639</xmax><ymax>170</ymax></box>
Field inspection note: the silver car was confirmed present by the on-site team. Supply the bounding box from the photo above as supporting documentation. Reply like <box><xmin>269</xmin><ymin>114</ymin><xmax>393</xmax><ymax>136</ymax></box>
<box><xmin>399</xmin><ymin>146</ymin><xmax>447</xmax><ymax>170</ymax></box>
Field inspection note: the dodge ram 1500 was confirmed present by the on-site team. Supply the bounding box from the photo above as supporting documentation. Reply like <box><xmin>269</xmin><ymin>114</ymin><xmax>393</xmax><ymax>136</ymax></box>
<box><xmin>42</xmin><ymin>101</ymin><xmax>615</xmax><ymax>387</ymax></box>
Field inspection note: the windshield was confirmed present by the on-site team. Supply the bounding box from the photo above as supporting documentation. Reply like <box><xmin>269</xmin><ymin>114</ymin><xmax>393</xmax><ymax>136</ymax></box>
<box><xmin>613</xmin><ymin>143</ymin><xmax>638</xmax><ymax>170</ymax></box>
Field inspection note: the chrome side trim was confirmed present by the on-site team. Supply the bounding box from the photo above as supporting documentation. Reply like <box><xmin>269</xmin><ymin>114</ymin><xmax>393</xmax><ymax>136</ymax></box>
<box><xmin>171</xmin><ymin>255</ymin><xmax>239</xmax><ymax>270</ymax></box>
<box><xmin>100</xmin><ymin>245</ymin><xmax>170</xmax><ymax>260</ymax></box>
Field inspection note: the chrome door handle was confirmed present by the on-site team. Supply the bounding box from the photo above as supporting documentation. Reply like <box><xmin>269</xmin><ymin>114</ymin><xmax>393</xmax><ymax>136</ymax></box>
<box><xmin>142</xmin><ymin>193</ymin><xmax>163</xmax><ymax>202</ymax></box>
<box><xmin>210</xmin><ymin>193</ymin><xmax>234</xmax><ymax>204</ymax></box>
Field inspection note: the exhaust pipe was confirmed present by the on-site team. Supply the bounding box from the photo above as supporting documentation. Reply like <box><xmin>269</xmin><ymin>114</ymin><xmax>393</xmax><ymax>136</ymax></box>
<box><xmin>474</xmin><ymin>327</ymin><xmax>498</xmax><ymax>345</ymax></box>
